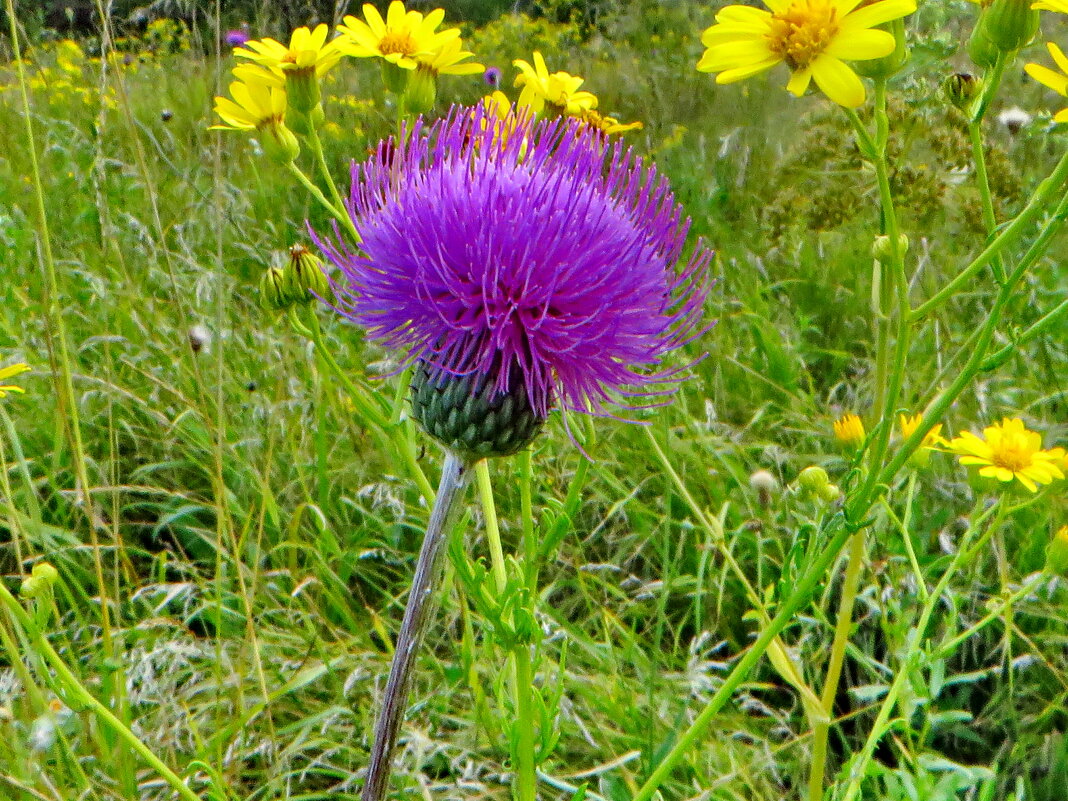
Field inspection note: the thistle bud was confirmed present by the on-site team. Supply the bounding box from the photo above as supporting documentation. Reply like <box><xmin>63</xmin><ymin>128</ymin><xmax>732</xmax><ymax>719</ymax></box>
<box><xmin>282</xmin><ymin>244</ymin><xmax>330</xmax><ymax>302</ymax></box>
<box><xmin>979</xmin><ymin>0</ymin><xmax>1039</xmax><ymax>53</ymax></box>
<box><xmin>260</xmin><ymin>266</ymin><xmax>295</xmax><ymax>311</ymax></box>
<box><xmin>410</xmin><ymin>360</ymin><xmax>545</xmax><ymax>459</ymax></box>
<box><xmin>944</xmin><ymin>73</ymin><xmax>980</xmax><ymax>110</ymax></box>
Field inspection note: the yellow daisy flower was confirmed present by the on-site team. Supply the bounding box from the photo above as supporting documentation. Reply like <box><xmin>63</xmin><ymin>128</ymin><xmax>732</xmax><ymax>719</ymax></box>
<box><xmin>948</xmin><ymin>417</ymin><xmax>1064</xmax><ymax>492</ymax></box>
<box><xmin>898</xmin><ymin>413</ymin><xmax>946</xmax><ymax>448</ymax></box>
<box><xmin>833</xmin><ymin>413</ymin><xmax>865</xmax><ymax>446</ymax></box>
<box><xmin>1032</xmin><ymin>0</ymin><xmax>1068</xmax><ymax>11</ymax></box>
<box><xmin>1025</xmin><ymin>42</ymin><xmax>1068</xmax><ymax>123</ymax></box>
<box><xmin>414</xmin><ymin>36</ymin><xmax>483</xmax><ymax>77</ymax></box>
<box><xmin>513</xmin><ymin>51</ymin><xmax>598</xmax><ymax>116</ymax></box>
<box><xmin>233</xmin><ymin>24</ymin><xmax>344</xmax><ymax>78</ymax></box>
<box><xmin>576</xmin><ymin>108</ymin><xmax>644</xmax><ymax>136</ymax></box>
<box><xmin>696</xmin><ymin>0</ymin><xmax>918</xmax><ymax>108</ymax></box>
<box><xmin>336</xmin><ymin>2</ymin><xmax>458</xmax><ymax>70</ymax></box>
<box><xmin>211</xmin><ymin>78</ymin><xmax>299</xmax><ymax>162</ymax></box>
<box><xmin>0</xmin><ymin>363</ymin><xmax>30</xmax><ymax>398</ymax></box>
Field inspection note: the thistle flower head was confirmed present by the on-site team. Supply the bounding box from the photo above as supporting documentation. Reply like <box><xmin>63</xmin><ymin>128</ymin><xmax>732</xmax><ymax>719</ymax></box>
<box><xmin>315</xmin><ymin>105</ymin><xmax>713</xmax><ymax>424</ymax></box>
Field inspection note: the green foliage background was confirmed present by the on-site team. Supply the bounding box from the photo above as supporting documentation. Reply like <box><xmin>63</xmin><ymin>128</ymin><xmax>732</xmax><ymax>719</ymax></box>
<box><xmin>0</xmin><ymin>1</ymin><xmax>1066</xmax><ymax>799</ymax></box>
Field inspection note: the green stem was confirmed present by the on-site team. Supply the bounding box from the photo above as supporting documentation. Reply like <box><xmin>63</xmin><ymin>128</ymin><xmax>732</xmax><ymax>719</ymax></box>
<box><xmin>968</xmin><ymin>52</ymin><xmax>1008</xmax><ymax>286</ymax></box>
<box><xmin>630</xmin><ymin>515</ymin><xmax>855</xmax><ymax>801</ymax></box>
<box><xmin>838</xmin><ymin>498</ymin><xmax>1006</xmax><ymax>801</ymax></box>
<box><xmin>911</xmin><ymin>147</ymin><xmax>1068</xmax><ymax>320</ymax></box>
<box><xmin>474</xmin><ymin>459</ymin><xmax>537</xmax><ymax>801</ymax></box>
<box><xmin>0</xmin><ymin>582</ymin><xmax>203</xmax><ymax>801</ymax></box>
<box><xmin>808</xmin><ymin>531</ymin><xmax>867</xmax><ymax>800</ymax></box>
<box><xmin>307</xmin><ymin>123</ymin><xmax>349</xmax><ymax>227</ymax></box>
<box><xmin>285</xmin><ymin>160</ymin><xmax>358</xmax><ymax>242</ymax></box>
<box><xmin>519</xmin><ymin>449</ymin><xmax>536</xmax><ymax>590</ymax></box>
<box><xmin>475</xmin><ymin>460</ymin><xmax>507</xmax><ymax>594</ymax></box>
<box><xmin>295</xmin><ymin>310</ymin><xmax>435</xmax><ymax>505</ymax></box>
<box><xmin>513</xmin><ymin>645</ymin><xmax>538</xmax><ymax>801</ymax></box>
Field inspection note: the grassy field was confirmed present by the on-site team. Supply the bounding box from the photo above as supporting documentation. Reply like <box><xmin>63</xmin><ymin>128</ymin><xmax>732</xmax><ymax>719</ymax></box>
<box><xmin>0</xmin><ymin>2</ymin><xmax>1067</xmax><ymax>800</ymax></box>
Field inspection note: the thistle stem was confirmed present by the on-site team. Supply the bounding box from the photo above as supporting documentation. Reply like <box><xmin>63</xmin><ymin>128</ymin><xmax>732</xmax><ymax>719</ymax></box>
<box><xmin>361</xmin><ymin>451</ymin><xmax>472</xmax><ymax>801</ymax></box>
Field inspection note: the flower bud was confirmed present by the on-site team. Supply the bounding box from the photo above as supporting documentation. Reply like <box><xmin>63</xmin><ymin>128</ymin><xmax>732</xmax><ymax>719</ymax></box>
<box><xmin>967</xmin><ymin>25</ymin><xmax>999</xmax><ymax>68</ymax></box>
<box><xmin>261</xmin><ymin>121</ymin><xmax>300</xmax><ymax>164</ymax></box>
<box><xmin>21</xmin><ymin>562</ymin><xmax>59</xmax><ymax>598</ymax></box>
<box><xmin>855</xmin><ymin>19</ymin><xmax>908</xmax><ymax>79</ymax></box>
<box><xmin>1045</xmin><ymin>526</ymin><xmax>1068</xmax><ymax>577</ymax></box>
<box><xmin>797</xmin><ymin>466</ymin><xmax>831</xmax><ymax>495</ymax></box>
<box><xmin>260</xmin><ymin>266</ymin><xmax>295</xmax><ymax>311</ymax></box>
<box><xmin>979</xmin><ymin>0</ymin><xmax>1039</xmax><ymax>53</ymax></box>
<box><xmin>818</xmin><ymin>483</ymin><xmax>842</xmax><ymax>503</ymax></box>
<box><xmin>872</xmin><ymin>233</ymin><xmax>909</xmax><ymax>263</ymax></box>
<box><xmin>381</xmin><ymin>61</ymin><xmax>409</xmax><ymax>96</ymax></box>
<box><xmin>282</xmin><ymin>244</ymin><xmax>330</xmax><ymax>302</ymax></box>
<box><xmin>944</xmin><ymin>73</ymin><xmax>980</xmax><ymax>110</ymax></box>
<box><xmin>283</xmin><ymin>69</ymin><xmax>321</xmax><ymax>117</ymax></box>
<box><xmin>403</xmin><ymin>68</ymin><xmax>437</xmax><ymax>116</ymax></box>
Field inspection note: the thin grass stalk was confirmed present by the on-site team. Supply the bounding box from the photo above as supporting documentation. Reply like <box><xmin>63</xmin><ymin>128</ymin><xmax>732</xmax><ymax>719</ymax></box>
<box><xmin>362</xmin><ymin>451</ymin><xmax>472</xmax><ymax>801</ymax></box>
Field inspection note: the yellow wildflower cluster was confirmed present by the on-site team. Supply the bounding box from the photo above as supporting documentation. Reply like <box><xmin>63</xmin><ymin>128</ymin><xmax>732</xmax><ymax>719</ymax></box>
<box><xmin>212</xmin><ymin>2</ymin><xmax>644</xmax><ymax>159</ymax></box>
<box><xmin>1</xmin><ymin>39</ymin><xmax>118</xmax><ymax>109</ymax></box>
<box><xmin>828</xmin><ymin>411</ymin><xmax>1064</xmax><ymax>494</ymax></box>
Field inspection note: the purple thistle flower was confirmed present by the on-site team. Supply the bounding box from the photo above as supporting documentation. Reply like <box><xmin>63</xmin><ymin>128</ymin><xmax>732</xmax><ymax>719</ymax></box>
<box><xmin>315</xmin><ymin>105</ymin><xmax>713</xmax><ymax>422</ymax></box>
<box><xmin>225</xmin><ymin>28</ymin><xmax>250</xmax><ymax>46</ymax></box>
<box><xmin>483</xmin><ymin>66</ymin><xmax>501</xmax><ymax>87</ymax></box>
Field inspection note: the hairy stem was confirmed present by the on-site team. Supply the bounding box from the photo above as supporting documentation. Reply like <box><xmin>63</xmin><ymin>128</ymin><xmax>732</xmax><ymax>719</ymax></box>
<box><xmin>361</xmin><ymin>452</ymin><xmax>472</xmax><ymax>801</ymax></box>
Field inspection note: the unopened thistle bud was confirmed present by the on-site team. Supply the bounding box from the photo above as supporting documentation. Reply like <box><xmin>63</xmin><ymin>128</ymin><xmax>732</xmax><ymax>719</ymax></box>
<box><xmin>979</xmin><ymin>0</ymin><xmax>1039</xmax><ymax>53</ymax></box>
<box><xmin>944</xmin><ymin>73</ymin><xmax>980</xmax><ymax>110</ymax></box>
<box><xmin>260</xmin><ymin>266</ymin><xmax>295</xmax><ymax>311</ymax></box>
<box><xmin>282</xmin><ymin>244</ymin><xmax>330</xmax><ymax>302</ymax></box>
<box><xmin>410</xmin><ymin>361</ymin><xmax>545</xmax><ymax>459</ymax></box>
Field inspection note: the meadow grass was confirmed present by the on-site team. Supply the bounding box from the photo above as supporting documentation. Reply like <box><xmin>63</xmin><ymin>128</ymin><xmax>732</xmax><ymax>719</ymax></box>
<box><xmin>0</xmin><ymin>2</ymin><xmax>1067</xmax><ymax>800</ymax></box>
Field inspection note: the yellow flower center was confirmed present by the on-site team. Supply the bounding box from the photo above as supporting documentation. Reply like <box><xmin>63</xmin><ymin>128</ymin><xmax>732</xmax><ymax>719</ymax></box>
<box><xmin>767</xmin><ymin>0</ymin><xmax>840</xmax><ymax>70</ymax></box>
<box><xmin>990</xmin><ymin>434</ymin><xmax>1035</xmax><ymax>472</ymax></box>
<box><xmin>379</xmin><ymin>31</ymin><xmax>417</xmax><ymax>57</ymax></box>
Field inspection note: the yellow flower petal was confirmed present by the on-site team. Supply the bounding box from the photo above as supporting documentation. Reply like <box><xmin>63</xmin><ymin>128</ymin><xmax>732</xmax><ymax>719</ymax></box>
<box><xmin>811</xmin><ymin>56</ymin><xmax>865</xmax><ymax>107</ymax></box>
